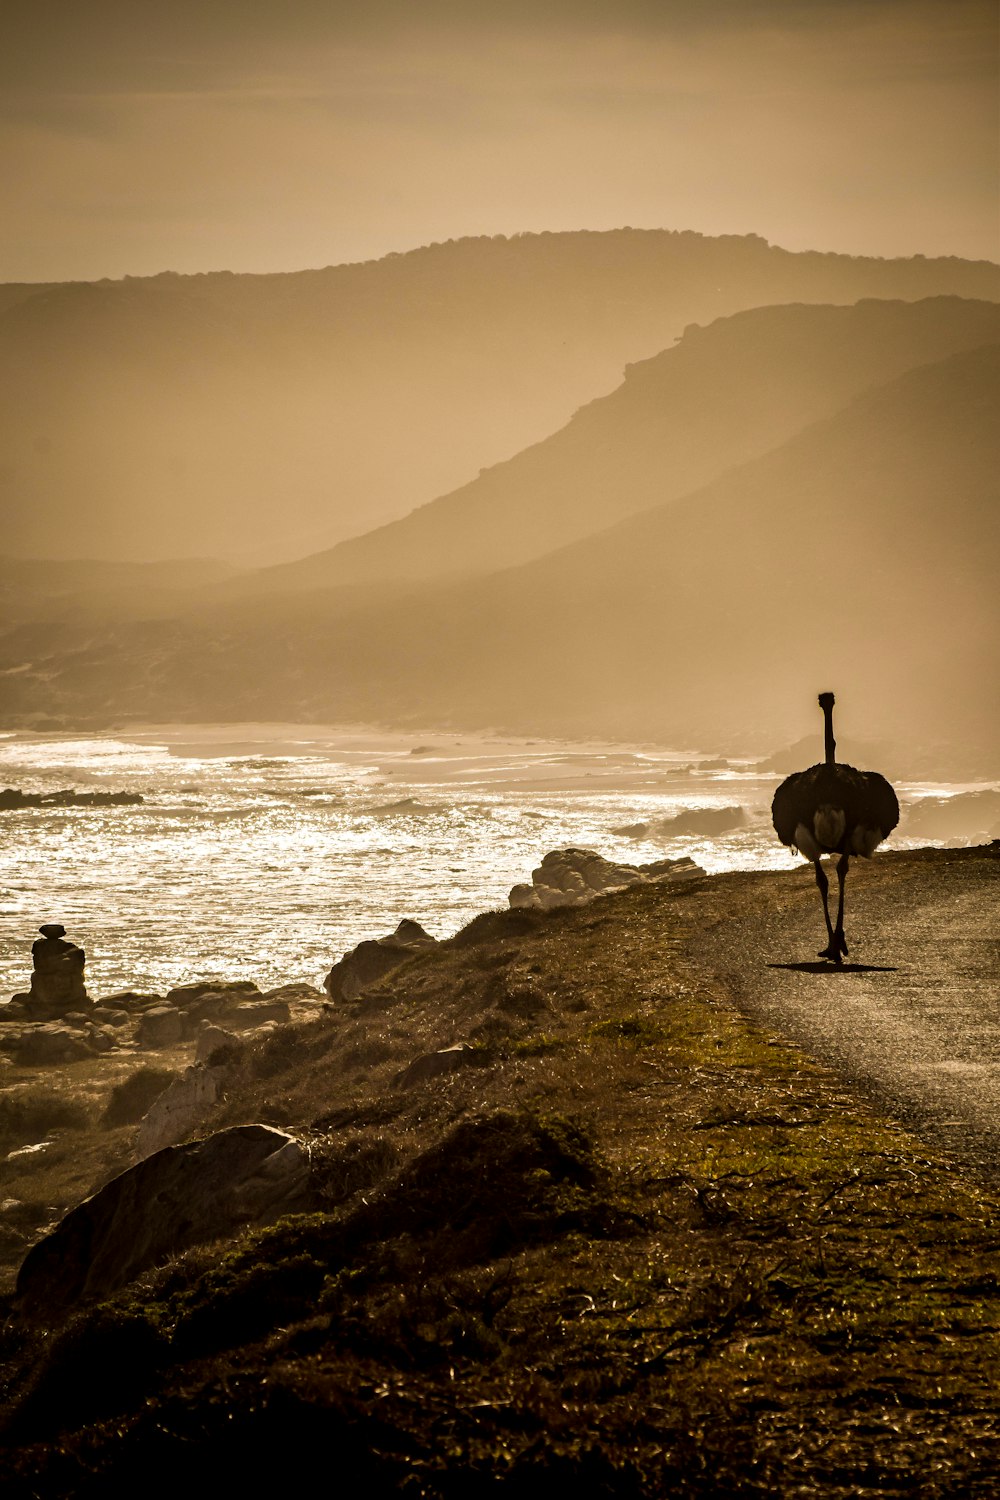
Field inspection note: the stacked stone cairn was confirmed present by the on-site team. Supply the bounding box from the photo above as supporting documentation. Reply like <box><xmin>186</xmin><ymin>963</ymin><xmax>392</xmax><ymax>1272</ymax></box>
<box><xmin>27</xmin><ymin>923</ymin><xmax>90</xmax><ymax>1016</ymax></box>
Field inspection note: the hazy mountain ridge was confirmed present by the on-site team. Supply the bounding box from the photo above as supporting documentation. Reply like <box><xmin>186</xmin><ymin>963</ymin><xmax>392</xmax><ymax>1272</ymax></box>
<box><xmin>4</xmin><ymin>340</ymin><xmax>997</xmax><ymax>774</ymax></box>
<box><xmin>1</xmin><ymin>229</ymin><xmax>997</xmax><ymax>565</ymax></box>
<box><xmin>253</xmin><ymin>296</ymin><xmax>1000</xmax><ymax>592</ymax></box>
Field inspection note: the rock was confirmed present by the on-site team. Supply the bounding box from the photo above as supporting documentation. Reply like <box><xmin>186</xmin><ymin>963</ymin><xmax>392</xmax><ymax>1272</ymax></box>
<box><xmin>394</xmin><ymin>1043</ymin><xmax>482</xmax><ymax>1089</ymax></box>
<box><xmin>98</xmin><ymin>990</ymin><xmax>165</xmax><ymax>1012</ymax></box>
<box><xmin>15</xmin><ymin>1124</ymin><xmax>311</xmax><ymax>1316</ymax></box>
<box><xmin>0</xmin><ymin>788</ymin><xmax>143</xmax><ymax>809</ymax></box>
<box><xmin>195</xmin><ymin>1023</ymin><xmax>237</xmax><ymax>1063</ymax></box>
<box><xmin>183</xmin><ymin>992</ymin><xmax>240</xmax><ymax>1029</ymax></box>
<box><xmin>13</xmin><ymin>1024</ymin><xmax>95</xmax><ymax>1066</ymax></box>
<box><xmin>510</xmin><ymin>847</ymin><xmax>704</xmax><ymax>910</ymax></box>
<box><xmin>324</xmin><ymin>919</ymin><xmax>438</xmax><ymax>1003</ymax></box>
<box><xmin>613</xmin><ymin>806</ymin><xmax>747</xmax><ymax>838</ymax></box>
<box><xmin>165</xmin><ymin>980</ymin><xmax>261</xmax><ymax>1009</ymax></box>
<box><xmin>136</xmin><ymin>1064</ymin><xmax>226</xmax><ymax>1156</ymax></box>
<box><xmin>84</xmin><ymin>1023</ymin><xmax>118</xmax><ymax>1054</ymax></box>
<box><xmin>135</xmin><ymin>1006</ymin><xmax>184</xmax><ymax>1049</ymax></box>
<box><xmin>2</xmin><ymin>1000</ymin><xmax>29</xmax><ymax>1020</ymax></box>
<box><xmin>24</xmin><ymin>924</ymin><xmax>89</xmax><ymax>1016</ymax></box>
<box><xmin>224</xmin><ymin>999</ymin><xmax>291</xmax><ymax>1031</ymax></box>
<box><xmin>177</xmin><ymin>990</ymin><xmax>289</xmax><ymax>1035</ymax></box>
<box><xmin>901</xmin><ymin>789</ymin><xmax>1000</xmax><ymax>844</ymax></box>
<box><xmin>90</xmin><ymin>1007</ymin><xmax>131</xmax><ymax>1027</ymax></box>
<box><xmin>262</xmin><ymin>982</ymin><xmax>324</xmax><ymax>1002</ymax></box>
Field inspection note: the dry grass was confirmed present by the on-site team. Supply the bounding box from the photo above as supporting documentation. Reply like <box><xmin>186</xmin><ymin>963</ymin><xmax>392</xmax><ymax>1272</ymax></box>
<box><xmin>0</xmin><ymin>870</ymin><xmax>997</xmax><ymax>1495</ymax></box>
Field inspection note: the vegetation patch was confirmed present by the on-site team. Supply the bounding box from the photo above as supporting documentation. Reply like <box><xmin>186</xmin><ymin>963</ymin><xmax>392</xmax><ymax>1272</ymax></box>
<box><xmin>588</xmin><ymin>1015</ymin><xmax>668</xmax><ymax>1047</ymax></box>
<box><xmin>0</xmin><ymin>1089</ymin><xmax>93</xmax><ymax>1150</ymax></box>
<box><xmin>101</xmin><ymin>1066</ymin><xmax>176</xmax><ymax>1126</ymax></box>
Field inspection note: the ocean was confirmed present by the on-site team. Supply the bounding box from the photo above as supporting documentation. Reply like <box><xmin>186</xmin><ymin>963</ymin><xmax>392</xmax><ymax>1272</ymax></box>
<box><xmin>0</xmin><ymin>724</ymin><xmax>978</xmax><ymax>1001</ymax></box>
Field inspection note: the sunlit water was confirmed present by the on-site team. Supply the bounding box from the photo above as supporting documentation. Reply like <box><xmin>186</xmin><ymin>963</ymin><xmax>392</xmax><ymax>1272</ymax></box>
<box><xmin>0</xmin><ymin>724</ymin><xmax>974</xmax><ymax>999</ymax></box>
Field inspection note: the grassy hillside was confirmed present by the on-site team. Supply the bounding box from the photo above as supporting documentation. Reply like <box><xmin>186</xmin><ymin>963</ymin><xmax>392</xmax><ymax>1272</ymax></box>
<box><xmin>2</xmin><ymin>230</ymin><xmax>997</xmax><ymax>565</ymax></box>
<box><xmin>0</xmin><ymin>850</ymin><xmax>996</xmax><ymax>1495</ymax></box>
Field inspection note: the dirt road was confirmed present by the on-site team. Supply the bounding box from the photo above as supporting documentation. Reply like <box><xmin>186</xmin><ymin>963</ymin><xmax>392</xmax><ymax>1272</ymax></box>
<box><xmin>683</xmin><ymin>843</ymin><xmax>1000</xmax><ymax>1177</ymax></box>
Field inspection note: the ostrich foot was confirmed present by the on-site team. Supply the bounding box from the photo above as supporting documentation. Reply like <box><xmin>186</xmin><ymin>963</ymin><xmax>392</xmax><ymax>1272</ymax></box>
<box><xmin>818</xmin><ymin>930</ymin><xmax>849</xmax><ymax>963</ymax></box>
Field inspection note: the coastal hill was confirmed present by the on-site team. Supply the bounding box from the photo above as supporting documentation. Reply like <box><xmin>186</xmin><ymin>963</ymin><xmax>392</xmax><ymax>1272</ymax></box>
<box><xmin>255</xmin><ymin>296</ymin><xmax>1000</xmax><ymax>591</ymax></box>
<box><xmin>3</xmin><ymin>338</ymin><xmax>994</xmax><ymax>774</ymax></box>
<box><xmin>0</xmin><ymin>847</ymin><xmax>997</xmax><ymax>1492</ymax></box>
<box><xmin>2</xmin><ymin>230</ymin><xmax>998</xmax><ymax>565</ymax></box>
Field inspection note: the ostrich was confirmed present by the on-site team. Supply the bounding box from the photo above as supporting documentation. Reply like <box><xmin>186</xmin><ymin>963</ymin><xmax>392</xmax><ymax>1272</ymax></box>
<box><xmin>771</xmin><ymin>693</ymin><xmax>899</xmax><ymax>963</ymax></box>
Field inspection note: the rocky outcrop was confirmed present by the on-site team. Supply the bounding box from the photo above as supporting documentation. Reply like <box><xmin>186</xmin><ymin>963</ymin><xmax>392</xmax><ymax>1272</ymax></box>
<box><xmin>97</xmin><ymin>990</ymin><xmax>166</xmax><ymax>1011</ymax></box>
<box><xmin>324</xmin><ymin>919</ymin><xmax>438</xmax><ymax>1003</ymax></box>
<box><xmin>509</xmin><ymin>847</ymin><xmax>703</xmax><ymax>910</ymax></box>
<box><xmin>121</xmin><ymin>983</ymin><xmax>291</xmax><ymax>1047</ymax></box>
<box><xmin>135</xmin><ymin>1064</ymin><xmax>227</xmax><ymax>1157</ymax></box>
<box><xmin>612</xmin><ymin>806</ymin><xmax>747</xmax><ymax>839</ymax></box>
<box><xmin>226</xmin><ymin>999</ymin><xmax>291</xmax><ymax>1031</ymax></box>
<box><xmin>165</xmin><ymin>980</ymin><xmax>261</xmax><ymax>1009</ymax></box>
<box><xmin>901</xmin><ymin>790</ymin><xmax>1000</xmax><ymax>844</ymax></box>
<box><xmin>0</xmin><ymin>971</ymin><xmax>303</xmax><ymax>1073</ymax></box>
<box><xmin>15</xmin><ymin>1124</ymin><xmax>311</xmax><ymax>1317</ymax></box>
<box><xmin>0</xmin><ymin>1020</ymin><xmax>118</xmax><ymax>1067</ymax></box>
<box><xmin>0</xmin><ymin>788</ymin><xmax>143</xmax><ymax>808</ymax></box>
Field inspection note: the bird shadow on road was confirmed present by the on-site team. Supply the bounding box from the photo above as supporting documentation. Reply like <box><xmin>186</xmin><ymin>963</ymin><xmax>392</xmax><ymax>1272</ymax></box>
<box><xmin>767</xmin><ymin>962</ymin><xmax>900</xmax><ymax>975</ymax></box>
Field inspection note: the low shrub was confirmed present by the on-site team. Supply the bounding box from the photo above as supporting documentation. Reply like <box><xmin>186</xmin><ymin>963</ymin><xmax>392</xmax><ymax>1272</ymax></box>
<box><xmin>0</xmin><ymin>1091</ymin><xmax>92</xmax><ymax>1150</ymax></box>
<box><xmin>102</xmin><ymin>1067</ymin><xmax>175</xmax><ymax>1126</ymax></box>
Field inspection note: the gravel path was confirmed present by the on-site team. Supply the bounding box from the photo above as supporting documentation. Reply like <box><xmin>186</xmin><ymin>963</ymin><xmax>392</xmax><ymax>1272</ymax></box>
<box><xmin>684</xmin><ymin>843</ymin><xmax>1000</xmax><ymax>1178</ymax></box>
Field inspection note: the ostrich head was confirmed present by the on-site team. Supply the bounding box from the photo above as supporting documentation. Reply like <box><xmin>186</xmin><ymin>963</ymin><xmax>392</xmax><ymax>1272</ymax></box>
<box><xmin>818</xmin><ymin>692</ymin><xmax>835</xmax><ymax>712</ymax></box>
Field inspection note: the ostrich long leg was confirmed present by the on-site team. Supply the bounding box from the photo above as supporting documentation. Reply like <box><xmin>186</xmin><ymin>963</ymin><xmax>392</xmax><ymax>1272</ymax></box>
<box><xmin>833</xmin><ymin>852</ymin><xmax>850</xmax><ymax>960</ymax></box>
<box><xmin>814</xmin><ymin>860</ymin><xmax>837</xmax><ymax>958</ymax></box>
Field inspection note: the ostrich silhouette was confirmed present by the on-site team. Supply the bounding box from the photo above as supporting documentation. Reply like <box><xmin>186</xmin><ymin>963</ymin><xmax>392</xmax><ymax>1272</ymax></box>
<box><xmin>771</xmin><ymin>693</ymin><xmax>899</xmax><ymax>962</ymax></box>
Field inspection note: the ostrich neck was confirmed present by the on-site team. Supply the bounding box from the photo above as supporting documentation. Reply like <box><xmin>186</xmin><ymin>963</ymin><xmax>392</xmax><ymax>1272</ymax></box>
<box><xmin>823</xmin><ymin>704</ymin><xmax>837</xmax><ymax>765</ymax></box>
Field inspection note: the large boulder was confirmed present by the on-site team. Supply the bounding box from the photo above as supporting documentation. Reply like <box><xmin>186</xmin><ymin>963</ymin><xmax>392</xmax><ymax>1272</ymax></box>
<box><xmin>15</xmin><ymin>1124</ymin><xmax>311</xmax><ymax>1318</ymax></box>
<box><xmin>510</xmin><ymin>847</ymin><xmax>703</xmax><ymax>910</ymax></box>
<box><xmin>135</xmin><ymin>1005</ymin><xmax>184</xmax><ymax>1049</ymax></box>
<box><xmin>324</xmin><ymin>919</ymin><xmax>438</xmax><ymax>1003</ymax></box>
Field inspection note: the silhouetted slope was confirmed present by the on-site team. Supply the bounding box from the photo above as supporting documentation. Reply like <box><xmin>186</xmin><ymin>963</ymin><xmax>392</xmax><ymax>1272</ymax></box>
<box><xmin>1</xmin><ymin>229</ymin><xmax>997</xmax><ymax>563</ymax></box>
<box><xmin>257</xmin><ymin>297</ymin><xmax>1000</xmax><ymax>590</ymax></box>
<box><xmin>3</xmin><ymin>343</ymin><xmax>996</xmax><ymax>771</ymax></box>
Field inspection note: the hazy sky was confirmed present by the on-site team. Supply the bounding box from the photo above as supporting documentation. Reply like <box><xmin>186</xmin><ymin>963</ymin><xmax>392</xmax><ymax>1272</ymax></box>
<box><xmin>2</xmin><ymin>0</ymin><xmax>997</xmax><ymax>282</ymax></box>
